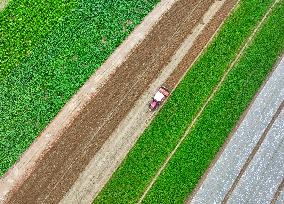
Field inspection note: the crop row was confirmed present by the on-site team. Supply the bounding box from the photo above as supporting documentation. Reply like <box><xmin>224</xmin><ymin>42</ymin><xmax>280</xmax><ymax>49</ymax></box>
<box><xmin>0</xmin><ymin>0</ymin><xmax>159</xmax><ymax>176</ymax></box>
<box><xmin>94</xmin><ymin>0</ymin><xmax>283</xmax><ymax>203</ymax></box>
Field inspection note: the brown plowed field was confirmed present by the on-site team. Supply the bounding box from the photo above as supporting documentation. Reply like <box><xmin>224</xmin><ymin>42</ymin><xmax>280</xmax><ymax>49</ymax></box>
<box><xmin>3</xmin><ymin>0</ymin><xmax>237</xmax><ymax>203</ymax></box>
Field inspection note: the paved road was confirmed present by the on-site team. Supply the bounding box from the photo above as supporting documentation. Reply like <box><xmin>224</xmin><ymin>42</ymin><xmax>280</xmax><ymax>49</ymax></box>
<box><xmin>189</xmin><ymin>56</ymin><xmax>284</xmax><ymax>204</ymax></box>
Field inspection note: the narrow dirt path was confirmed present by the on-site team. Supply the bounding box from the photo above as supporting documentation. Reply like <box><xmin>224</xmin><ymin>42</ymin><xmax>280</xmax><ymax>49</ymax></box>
<box><xmin>60</xmin><ymin>0</ymin><xmax>237</xmax><ymax>203</ymax></box>
<box><xmin>138</xmin><ymin>0</ymin><xmax>279</xmax><ymax>202</ymax></box>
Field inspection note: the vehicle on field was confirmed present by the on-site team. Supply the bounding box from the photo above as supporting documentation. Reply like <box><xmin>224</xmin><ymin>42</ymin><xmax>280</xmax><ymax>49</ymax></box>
<box><xmin>149</xmin><ymin>86</ymin><xmax>170</xmax><ymax>111</ymax></box>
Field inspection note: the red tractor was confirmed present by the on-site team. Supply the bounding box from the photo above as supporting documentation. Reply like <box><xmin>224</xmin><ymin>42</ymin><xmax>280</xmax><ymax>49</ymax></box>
<box><xmin>149</xmin><ymin>86</ymin><xmax>170</xmax><ymax>111</ymax></box>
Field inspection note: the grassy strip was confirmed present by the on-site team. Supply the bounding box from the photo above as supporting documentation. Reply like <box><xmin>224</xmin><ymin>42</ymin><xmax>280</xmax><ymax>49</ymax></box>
<box><xmin>143</xmin><ymin>1</ymin><xmax>284</xmax><ymax>203</ymax></box>
<box><xmin>0</xmin><ymin>0</ymin><xmax>77</xmax><ymax>80</ymax></box>
<box><xmin>94</xmin><ymin>0</ymin><xmax>275</xmax><ymax>203</ymax></box>
<box><xmin>0</xmin><ymin>0</ymin><xmax>159</xmax><ymax>176</ymax></box>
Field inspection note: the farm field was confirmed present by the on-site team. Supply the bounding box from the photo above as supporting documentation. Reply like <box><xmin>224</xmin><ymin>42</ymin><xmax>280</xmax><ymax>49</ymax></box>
<box><xmin>94</xmin><ymin>0</ymin><xmax>284</xmax><ymax>203</ymax></box>
<box><xmin>1</xmin><ymin>0</ymin><xmax>283</xmax><ymax>203</ymax></box>
<box><xmin>189</xmin><ymin>56</ymin><xmax>284</xmax><ymax>204</ymax></box>
<box><xmin>0</xmin><ymin>0</ymin><xmax>239</xmax><ymax>202</ymax></box>
<box><xmin>0</xmin><ymin>0</ymin><xmax>159</xmax><ymax>176</ymax></box>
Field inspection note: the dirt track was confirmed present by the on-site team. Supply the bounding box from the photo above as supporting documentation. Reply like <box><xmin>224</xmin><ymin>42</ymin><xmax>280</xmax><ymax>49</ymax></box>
<box><xmin>1</xmin><ymin>0</ymin><xmax>237</xmax><ymax>203</ymax></box>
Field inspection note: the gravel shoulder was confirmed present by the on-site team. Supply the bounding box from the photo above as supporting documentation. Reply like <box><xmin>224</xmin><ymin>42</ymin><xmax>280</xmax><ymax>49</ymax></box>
<box><xmin>189</xmin><ymin>55</ymin><xmax>284</xmax><ymax>204</ymax></box>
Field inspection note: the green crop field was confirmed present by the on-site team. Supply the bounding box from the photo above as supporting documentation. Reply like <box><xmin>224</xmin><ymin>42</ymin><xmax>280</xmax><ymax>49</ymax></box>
<box><xmin>94</xmin><ymin>0</ymin><xmax>284</xmax><ymax>203</ymax></box>
<box><xmin>0</xmin><ymin>0</ymin><xmax>76</xmax><ymax>80</ymax></box>
<box><xmin>0</xmin><ymin>0</ymin><xmax>160</xmax><ymax>176</ymax></box>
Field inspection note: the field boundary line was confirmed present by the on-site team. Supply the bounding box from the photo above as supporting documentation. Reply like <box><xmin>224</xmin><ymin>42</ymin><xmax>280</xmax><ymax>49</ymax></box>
<box><xmin>0</xmin><ymin>0</ymin><xmax>179</xmax><ymax>201</ymax></box>
<box><xmin>137</xmin><ymin>0</ymin><xmax>279</xmax><ymax>202</ymax></box>
<box><xmin>42</xmin><ymin>0</ymin><xmax>208</xmax><ymax>201</ymax></box>
<box><xmin>221</xmin><ymin>100</ymin><xmax>284</xmax><ymax>203</ymax></box>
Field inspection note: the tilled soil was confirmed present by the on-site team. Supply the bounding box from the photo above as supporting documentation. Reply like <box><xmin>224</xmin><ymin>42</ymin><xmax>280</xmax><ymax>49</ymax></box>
<box><xmin>3</xmin><ymin>0</ymin><xmax>237</xmax><ymax>203</ymax></box>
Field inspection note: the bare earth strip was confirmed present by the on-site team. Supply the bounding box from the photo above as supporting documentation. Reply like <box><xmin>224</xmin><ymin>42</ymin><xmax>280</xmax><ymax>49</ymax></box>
<box><xmin>188</xmin><ymin>55</ymin><xmax>284</xmax><ymax>204</ymax></box>
<box><xmin>60</xmin><ymin>0</ymin><xmax>233</xmax><ymax>203</ymax></box>
<box><xmin>276</xmin><ymin>192</ymin><xmax>284</xmax><ymax>204</ymax></box>
<box><xmin>42</xmin><ymin>0</ymin><xmax>216</xmax><ymax>203</ymax></box>
<box><xmin>0</xmin><ymin>0</ymin><xmax>232</xmax><ymax>203</ymax></box>
<box><xmin>272</xmin><ymin>179</ymin><xmax>284</xmax><ymax>204</ymax></box>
